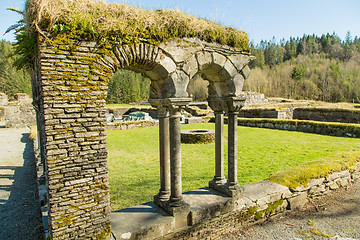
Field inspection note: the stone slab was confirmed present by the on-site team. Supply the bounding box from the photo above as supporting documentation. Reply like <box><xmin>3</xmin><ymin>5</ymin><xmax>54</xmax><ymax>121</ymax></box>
<box><xmin>111</xmin><ymin>202</ymin><xmax>174</xmax><ymax>240</ymax></box>
<box><xmin>243</xmin><ymin>180</ymin><xmax>291</xmax><ymax>206</ymax></box>
<box><xmin>183</xmin><ymin>187</ymin><xmax>233</xmax><ymax>225</ymax></box>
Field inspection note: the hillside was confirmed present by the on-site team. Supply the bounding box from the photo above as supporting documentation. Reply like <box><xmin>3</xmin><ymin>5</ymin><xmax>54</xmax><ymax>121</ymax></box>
<box><xmin>245</xmin><ymin>33</ymin><xmax>360</xmax><ymax>103</ymax></box>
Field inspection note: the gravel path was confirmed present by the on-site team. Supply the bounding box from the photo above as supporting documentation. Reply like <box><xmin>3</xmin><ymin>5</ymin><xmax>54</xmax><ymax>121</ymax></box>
<box><xmin>220</xmin><ymin>179</ymin><xmax>360</xmax><ymax>240</ymax></box>
<box><xmin>0</xmin><ymin>128</ymin><xmax>44</xmax><ymax>240</ymax></box>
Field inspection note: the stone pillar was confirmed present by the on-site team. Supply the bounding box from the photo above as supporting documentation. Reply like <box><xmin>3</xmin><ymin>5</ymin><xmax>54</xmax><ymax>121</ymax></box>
<box><xmin>155</xmin><ymin>108</ymin><xmax>171</xmax><ymax>203</ymax></box>
<box><xmin>207</xmin><ymin>96</ymin><xmax>245</xmax><ymax>198</ymax></box>
<box><xmin>227</xmin><ymin>111</ymin><xmax>239</xmax><ymax>186</ymax></box>
<box><xmin>209</xmin><ymin>111</ymin><xmax>226</xmax><ymax>187</ymax></box>
<box><xmin>150</xmin><ymin>98</ymin><xmax>191</xmax><ymax>230</ymax></box>
<box><xmin>169</xmin><ymin>106</ymin><xmax>183</xmax><ymax>206</ymax></box>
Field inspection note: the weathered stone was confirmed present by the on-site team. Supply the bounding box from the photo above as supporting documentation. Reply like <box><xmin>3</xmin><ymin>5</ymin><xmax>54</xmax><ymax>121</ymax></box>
<box><xmin>218</xmin><ymin>60</ymin><xmax>238</xmax><ymax>80</ymax></box>
<box><xmin>326</xmin><ymin>181</ymin><xmax>339</xmax><ymax>190</ymax></box>
<box><xmin>243</xmin><ymin>180</ymin><xmax>291</xmax><ymax>206</ymax></box>
<box><xmin>336</xmin><ymin>177</ymin><xmax>351</xmax><ymax>187</ymax></box>
<box><xmin>153</xmin><ymin>55</ymin><xmax>176</xmax><ymax>79</ymax></box>
<box><xmin>287</xmin><ymin>192</ymin><xmax>308</xmax><ymax>210</ymax></box>
<box><xmin>159</xmin><ymin>39</ymin><xmax>203</xmax><ymax>63</ymax></box>
<box><xmin>308</xmin><ymin>184</ymin><xmax>326</xmax><ymax>196</ymax></box>
<box><xmin>326</xmin><ymin>170</ymin><xmax>350</xmax><ymax>182</ymax></box>
<box><xmin>181</xmin><ymin>56</ymin><xmax>198</xmax><ymax>79</ymax></box>
<box><xmin>196</xmin><ymin>51</ymin><xmax>212</xmax><ymax>71</ymax></box>
<box><xmin>211</xmin><ymin>52</ymin><xmax>227</xmax><ymax>71</ymax></box>
<box><xmin>307</xmin><ymin>178</ymin><xmax>325</xmax><ymax>188</ymax></box>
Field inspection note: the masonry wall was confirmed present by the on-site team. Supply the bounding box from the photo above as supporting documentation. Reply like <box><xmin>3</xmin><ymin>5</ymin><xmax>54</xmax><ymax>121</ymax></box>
<box><xmin>37</xmin><ymin>37</ymin><xmax>112</xmax><ymax>239</ymax></box>
<box><xmin>238</xmin><ymin>108</ymin><xmax>278</xmax><ymax>119</ymax></box>
<box><xmin>293</xmin><ymin>108</ymin><xmax>360</xmax><ymax>124</ymax></box>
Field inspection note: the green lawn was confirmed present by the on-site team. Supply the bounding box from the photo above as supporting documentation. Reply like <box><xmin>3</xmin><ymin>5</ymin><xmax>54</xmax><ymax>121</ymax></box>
<box><xmin>107</xmin><ymin>123</ymin><xmax>360</xmax><ymax>210</ymax></box>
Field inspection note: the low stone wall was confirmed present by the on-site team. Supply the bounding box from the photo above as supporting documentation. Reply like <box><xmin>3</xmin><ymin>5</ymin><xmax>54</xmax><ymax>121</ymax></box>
<box><xmin>171</xmin><ymin>164</ymin><xmax>360</xmax><ymax>239</ymax></box>
<box><xmin>293</xmin><ymin>107</ymin><xmax>360</xmax><ymax>124</ymax></box>
<box><xmin>238</xmin><ymin>108</ymin><xmax>278</xmax><ymax>119</ymax></box>
<box><xmin>235</xmin><ymin>118</ymin><xmax>360</xmax><ymax>138</ymax></box>
<box><xmin>106</xmin><ymin>120</ymin><xmax>158</xmax><ymax>130</ymax></box>
<box><xmin>241</xmin><ymin>166</ymin><xmax>360</xmax><ymax>222</ymax></box>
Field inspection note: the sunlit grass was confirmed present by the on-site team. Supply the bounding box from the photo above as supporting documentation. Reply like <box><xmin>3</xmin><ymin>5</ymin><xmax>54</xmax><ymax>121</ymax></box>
<box><xmin>107</xmin><ymin>123</ymin><xmax>360</xmax><ymax>210</ymax></box>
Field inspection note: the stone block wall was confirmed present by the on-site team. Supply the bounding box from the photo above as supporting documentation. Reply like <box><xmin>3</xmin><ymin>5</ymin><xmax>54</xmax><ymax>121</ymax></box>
<box><xmin>37</xmin><ymin>39</ymin><xmax>112</xmax><ymax>239</ymax></box>
<box><xmin>238</xmin><ymin>108</ymin><xmax>278</xmax><ymax>119</ymax></box>
<box><xmin>293</xmin><ymin>108</ymin><xmax>360</xmax><ymax>124</ymax></box>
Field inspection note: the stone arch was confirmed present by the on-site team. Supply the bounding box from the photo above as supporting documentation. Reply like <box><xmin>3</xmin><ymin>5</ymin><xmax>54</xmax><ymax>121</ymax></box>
<box><xmin>33</xmin><ymin>35</ymin><xmax>254</xmax><ymax>240</ymax></box>
<box><xmin>20</xmin><ymin>1</ymin><xmax>254</xmax><ymax>239</ymax></box>
<box><xmin>181</xmin><ymin>48</ymin><xmax>253</xmax><ymax>98</ymax></box>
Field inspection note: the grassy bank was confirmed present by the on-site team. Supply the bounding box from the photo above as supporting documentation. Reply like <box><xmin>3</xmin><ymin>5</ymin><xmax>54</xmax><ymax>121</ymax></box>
<box><xmin>107</xmin><ymin>123</ymin><xmax>360</xmax><ymax>210</ymax></box>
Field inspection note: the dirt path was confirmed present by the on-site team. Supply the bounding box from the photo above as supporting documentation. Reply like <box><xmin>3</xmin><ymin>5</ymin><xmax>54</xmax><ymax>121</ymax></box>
<box><xmin>0</xmin><ymin>128</ymin><xmax>44</xmax><ymax>240</ymax></box>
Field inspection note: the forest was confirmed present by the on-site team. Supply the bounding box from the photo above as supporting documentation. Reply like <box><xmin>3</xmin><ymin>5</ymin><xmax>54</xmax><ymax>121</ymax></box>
<box><xmin>0</xmin><ymin>32</ymin><xmax>359</xmax><ymax>103</ymax></box>
<box><xmin>245</xmin><ymin>32</ymin><xmax>360</xmax><ymax>103</ymax></box>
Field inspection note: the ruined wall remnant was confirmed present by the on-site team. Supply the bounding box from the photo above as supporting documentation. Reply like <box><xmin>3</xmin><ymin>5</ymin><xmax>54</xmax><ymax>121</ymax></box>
<box><xmin>3</xmin><ymin>94</ymin><xmax>36</xmax><ymax>128</ymax></box>
<box><xmin>34</xmin><ymin>35</ymin><xmax>252</xmax><ymax>239</ymax></box>
<box><xmin>293</xmin><ymin>107</ymin><xmax>360</xmax><ymax>124</ymax></box>
<box><xmin>21</xmin><ymin>0</ymin><xmax>253</xmax><ymax>238</ymax></box>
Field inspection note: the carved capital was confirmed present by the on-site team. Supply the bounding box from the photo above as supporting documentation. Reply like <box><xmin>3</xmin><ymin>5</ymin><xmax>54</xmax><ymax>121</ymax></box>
<box><xmin>207</xmin><ymin>95</ymin><xmax>246</xmax><ymax>112</ymax></box>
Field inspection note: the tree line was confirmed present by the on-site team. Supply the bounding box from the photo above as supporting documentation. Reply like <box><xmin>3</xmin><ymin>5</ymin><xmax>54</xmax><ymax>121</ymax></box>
<box><xmin>245</xmin><ymin>32</ymin><xmax>360</xmax><ymax>103</ymax></box>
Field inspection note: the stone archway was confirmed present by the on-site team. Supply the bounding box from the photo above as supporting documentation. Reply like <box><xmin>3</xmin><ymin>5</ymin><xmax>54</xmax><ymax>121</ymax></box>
<box><xmin>20</xmin><ymin>0</ymin><xmax>253</xmax><ymax>238</ymax></box>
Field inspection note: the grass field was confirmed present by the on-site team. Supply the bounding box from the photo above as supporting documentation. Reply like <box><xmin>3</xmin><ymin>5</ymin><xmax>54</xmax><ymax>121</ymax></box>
<box><xmin>107</xmin><ymin>123</ymin><xmax>360</xmax><ymax>210</ymax></box>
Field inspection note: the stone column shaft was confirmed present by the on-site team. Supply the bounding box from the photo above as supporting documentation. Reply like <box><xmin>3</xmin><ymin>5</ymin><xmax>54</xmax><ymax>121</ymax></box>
<box><xmin>158</xmin><ymin>109</ymin><xmax>170</xmax><ymax>200</ymax></box>
<box><xmin>169</xmin><ymin>107</ymin><xmax>183</xmax><ymax>206</ymax></box>
<box><xmin>228</xmin><ymin>112</ymin><xmax>238</xmax><ymax>185</ymax></box>
<box><xmin>212</xmin><ymin>112</ymin><xmax>226</xmax><ymax>185</ymax></box>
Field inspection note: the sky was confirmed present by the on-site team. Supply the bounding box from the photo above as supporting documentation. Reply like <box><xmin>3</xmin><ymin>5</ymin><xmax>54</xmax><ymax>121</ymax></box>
<box><xmin>1</xmin><ymin>0</ymin><xmax>360</xmax><ymax>45</ymax></box>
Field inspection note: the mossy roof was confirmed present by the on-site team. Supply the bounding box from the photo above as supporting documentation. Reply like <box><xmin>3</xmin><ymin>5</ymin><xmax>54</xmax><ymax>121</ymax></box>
<box><xmin>24</xmin><ymin>0</ymin><xmax>250</xmax><ymax>52</ymax></box>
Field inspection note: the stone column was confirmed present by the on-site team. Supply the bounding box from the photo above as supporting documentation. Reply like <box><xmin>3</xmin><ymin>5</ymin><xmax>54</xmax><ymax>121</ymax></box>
<box><xmin>155</xmin><ymin>108</ymin><xmax>171</xmax><ymax>202</ymax></box>
<box><xmin>169</xmin><ymin>106</ymin><xmax>183</xmax><ymax>207</ymax></box>
<box><xmin>227</xmin><ymin>111</ymin><xmax>239</xmax><ymax>186</ymax></box>
<box><xmin>209</xmin><ymin>111</ymin><xmax>226</xmax><ymax>187</ymax></box>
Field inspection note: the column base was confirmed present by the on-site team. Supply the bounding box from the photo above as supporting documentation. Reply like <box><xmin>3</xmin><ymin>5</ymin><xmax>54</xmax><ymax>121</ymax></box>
<box><xmin>154</xmin><ymin>191</ymin><xmax>170</xmax><ymax>206</ymax></box>
<box><xmin>209</xmin><ymin>177</ymin><xmax>227</xmax><ymax>188</ymax></box>
<box><xmin>209</xmin><ymin>182</ymin><xmax>244</xmax><ymax>199</ymax></box>
<box><xmin>155</xmin><ymin>198</ymin><xmax>190</xmax><ymax>230</ymax></box>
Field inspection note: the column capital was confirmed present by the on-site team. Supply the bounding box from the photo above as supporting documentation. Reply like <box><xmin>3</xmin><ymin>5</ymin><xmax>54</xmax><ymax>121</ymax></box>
<box><xmin>207</xmin><ymin>95</ymin><xmax>246</xmax><ymax>112</ymax></box>
<box><xmin>149</xmin><ymin>98</ymin><xmax>192</xmax><ymax>109</ymax></box>
<box><xmin>157</xmin><ymin>107</ymin><xmax>169</xmax><ymax>118</ymax></box>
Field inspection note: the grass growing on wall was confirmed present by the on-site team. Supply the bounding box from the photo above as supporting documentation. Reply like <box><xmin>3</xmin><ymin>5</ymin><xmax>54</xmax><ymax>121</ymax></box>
<box><xmin>107</xmin><ymin>123</ymin><xmax>360</xmax><ymax>210</ymax></box>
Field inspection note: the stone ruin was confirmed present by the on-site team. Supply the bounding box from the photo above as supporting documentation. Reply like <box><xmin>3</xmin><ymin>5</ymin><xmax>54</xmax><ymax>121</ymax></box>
<box><xmin>0</xmin><ymin>93</ymin><xmax>36</xmax><ymax>128</ymax></box>
<box><xmin>22</xmin><ymin>0</ymin><xmax>253</xmax><ymax>239</ymax></box>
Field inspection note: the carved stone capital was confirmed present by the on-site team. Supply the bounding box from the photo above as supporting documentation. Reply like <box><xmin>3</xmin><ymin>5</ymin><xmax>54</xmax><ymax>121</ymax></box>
<box><xmin>149</xmin><ymin>98</ymin><xmax>192</xmax><ymax>110</ymax></box>
<box><xmin>207</xmin><ymin>95</ymin><xmax>246</xmax><ymax>112</ymax></box>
